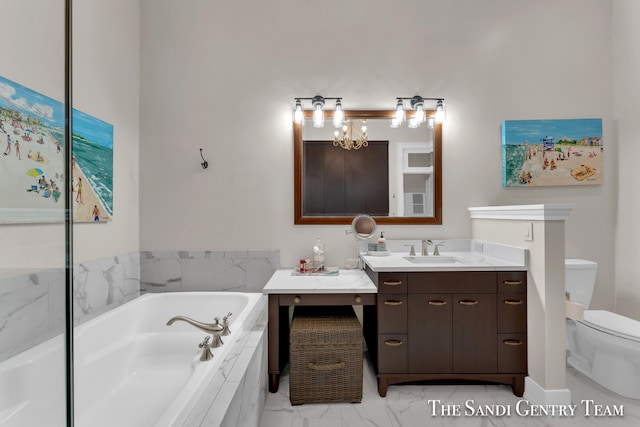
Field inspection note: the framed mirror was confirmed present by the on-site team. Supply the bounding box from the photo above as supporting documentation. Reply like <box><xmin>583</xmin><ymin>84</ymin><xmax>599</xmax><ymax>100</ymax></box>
<box><xmin>294</xmin><ymin>110</ymin><xmax>442</xmax><ymax>224</ymax></box>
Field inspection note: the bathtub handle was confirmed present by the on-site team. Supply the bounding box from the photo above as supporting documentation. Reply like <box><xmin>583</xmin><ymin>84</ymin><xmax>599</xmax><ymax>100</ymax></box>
<box><xmin>308</xmin><ymin>361</ymin><xmax>346</xmax><ymax>371</ymax></box>
<box><xmin>198</xmin><ymin>336</ymin><xmax>214</xmax><ymax>361</ymax></box>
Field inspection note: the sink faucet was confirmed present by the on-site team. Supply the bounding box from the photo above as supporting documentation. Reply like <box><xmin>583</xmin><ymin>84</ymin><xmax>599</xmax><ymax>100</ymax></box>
<box><xmin>433</xmin><ymin>241</ymin><xmax>444</xmax><ymax>256</ymax></box>
<box><xmin>405</xmin><ymin>244</ymin><xmax>416</xmax><ymax>256</ymax></box>
<box><xmin>166</xmin><ymin>316</ymin><xmax>224</xmax><ymax>334</ymax></box>
<box><xmin>421</xmin><ymin>240</ymin><xmax>433</xmax><ymax>256</ymax></box>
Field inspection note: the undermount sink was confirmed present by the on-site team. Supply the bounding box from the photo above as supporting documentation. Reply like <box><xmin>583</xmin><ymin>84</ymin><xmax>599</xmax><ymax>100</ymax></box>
<box><xmin>403</xmin><ymin>256</ymin><xmax>460</xmax><ymax>264</ymax></box>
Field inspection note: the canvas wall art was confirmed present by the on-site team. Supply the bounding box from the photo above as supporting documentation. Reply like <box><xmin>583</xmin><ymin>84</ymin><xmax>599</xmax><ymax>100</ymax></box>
<box><xmin>0</xmin><ymin>75</ymin><xmax>113</xmax><ymax>223</ymax></box>
<box><xmin>502</xmin><ymin>118</ymin><xmax>603</xmax><ymax>187</ymax></box>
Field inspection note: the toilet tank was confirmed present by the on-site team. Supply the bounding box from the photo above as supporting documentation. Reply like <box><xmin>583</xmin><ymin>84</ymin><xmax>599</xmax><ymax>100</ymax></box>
<box><xmin>565</xmin><ymin>259</ymin><xmax>598</xmax><ymax>309</ymax></box>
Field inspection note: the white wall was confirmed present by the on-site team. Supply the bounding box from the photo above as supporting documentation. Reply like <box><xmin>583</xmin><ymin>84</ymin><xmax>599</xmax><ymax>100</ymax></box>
<box><xmin>0</xmin><ymin>0</ymin><xmax>140</xmax><ymax>277</ymax></box>
<box><xmin>613</xmin><ymin>0</ymin><xmax>640</xmax><ymax>320</ymax></box>
<box><xmin>140</xmin><ymin>0</ymin><xmax>618</xmax><ymax>309</ymax></box>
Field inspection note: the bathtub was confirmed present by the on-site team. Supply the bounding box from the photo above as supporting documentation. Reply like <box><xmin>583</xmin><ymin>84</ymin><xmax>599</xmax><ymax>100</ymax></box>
<box><xmin>0</xmin><ymin>292</ymin><xmax>267</xmax><ymax>427</ymax></box>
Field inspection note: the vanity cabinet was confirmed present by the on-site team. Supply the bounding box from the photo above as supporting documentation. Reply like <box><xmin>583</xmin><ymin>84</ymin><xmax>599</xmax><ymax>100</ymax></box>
<box><xmin>366</xmin><ymin>268</ymin><xmax>527</xmax><ymax>397</ymax></box>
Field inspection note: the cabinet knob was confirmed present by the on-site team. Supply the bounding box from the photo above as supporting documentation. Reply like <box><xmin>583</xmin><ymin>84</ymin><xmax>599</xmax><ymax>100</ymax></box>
<box><xmin>428</xmin><ymin>300</ymin><xmax>447</xmax><ymax>306</ymax></box>
<box><xmin>354</xmin><ymin>295</ymin><xmax>362</xmax><ymax>304</ymax></box>
<box><xmin>503</xmin><ymin>339</ymin><xmax>523</xmax><ymax>346</ymax></box>
<box><xmin>503</xmin><ymin>280</ymin><xmax>523</xmax><ymax>285</ymax></box>
<box><xmin>383</xmin><ymin>281</ymin><xmax>403</xmax><ymax>286</ymax></box>
<box><xmin>459</xmin><ymin>300</ymin><xmax>479</xmax><ymax>306</ymax></box>
<box><xmin>384</xmin><ymin>339</ymin><xmax>404</xmax><ymax>347</ymax></box>
<box><xmin>504</xmin><ymin>299</ymin><xmax>524</xmax><ymax>305</ymax></box>
<box><xmin>293</xmin><ymin>296</ymin><xmax>301</xmax><ymax>304</ymax></box>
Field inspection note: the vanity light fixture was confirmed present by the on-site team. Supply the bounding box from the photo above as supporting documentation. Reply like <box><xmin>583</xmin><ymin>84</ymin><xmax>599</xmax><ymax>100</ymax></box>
<box><xmin>391</xmin><ymin>96</ymin><xmax>445</xmax><ymax>128</ymax></box>
<box><xmin>292</xmin><ymin>96</ymin><xmax>345</xmax><ymax>128</ymax></box>
<box><xmin>333</xmin><ymin>120</ymin><xmax>368</xmax><ymax>151</ymax></box>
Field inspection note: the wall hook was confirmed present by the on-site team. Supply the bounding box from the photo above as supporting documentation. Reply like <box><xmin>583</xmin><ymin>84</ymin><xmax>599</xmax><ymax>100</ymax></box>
<box><xmin>200</xmin><ymin>148</ymin><xmax>208</xmax><ymax>169</ymax></box>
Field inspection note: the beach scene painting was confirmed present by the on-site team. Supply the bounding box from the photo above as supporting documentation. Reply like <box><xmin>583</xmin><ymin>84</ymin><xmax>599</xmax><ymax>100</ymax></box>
<box><xmin>502</xmin><ymin>118</ymin><xmax>603</xmax><ymax>187</ymax></box>
<box><xmin>0</xmin><ymin>74</ymin><xmax>113</xmax><ymax>223</ymax></box>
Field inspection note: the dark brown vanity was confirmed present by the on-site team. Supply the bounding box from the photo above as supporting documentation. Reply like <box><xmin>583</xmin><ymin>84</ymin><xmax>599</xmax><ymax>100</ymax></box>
<box><xmin>363</xmin><ymin>268</ymin><xmax>527</xmax><ymax>397</ymax></box>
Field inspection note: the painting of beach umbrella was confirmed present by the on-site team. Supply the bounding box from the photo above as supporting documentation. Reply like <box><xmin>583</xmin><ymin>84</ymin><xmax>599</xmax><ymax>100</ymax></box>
<box><xmin>26</xmin><ymin>168</ymin><xmax>44</xmax><ymax>177</ymax></box>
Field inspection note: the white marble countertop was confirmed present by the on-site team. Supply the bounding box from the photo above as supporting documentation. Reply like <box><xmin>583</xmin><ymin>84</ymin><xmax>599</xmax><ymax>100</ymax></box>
<box><xmin>361</xmin><ymin>239</ymin><xmax>527</xmax><ymax>272</ymax></box>
<box><xmin>262</xmin><ymin>268</ymin><xmax>377</xmax><ymax>294</ymax></box>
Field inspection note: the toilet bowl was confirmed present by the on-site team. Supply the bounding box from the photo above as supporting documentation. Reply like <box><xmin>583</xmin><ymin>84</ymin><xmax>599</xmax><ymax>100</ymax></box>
<box><xmin>565</xmin><ymin>259</ymin><xmax>640</xmax><ymax>399</ymax></box>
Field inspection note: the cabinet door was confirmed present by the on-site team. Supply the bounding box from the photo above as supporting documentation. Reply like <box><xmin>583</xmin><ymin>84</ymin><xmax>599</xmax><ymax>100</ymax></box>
<box><xmin>452</xmin><ymin>293</ymin><xmax>497</xmax><ymax>373</ymax></box>
<box><xmin>408</xmin><ymin>294</ymin><xmax>452</xmax><ymax>373</ymax></box>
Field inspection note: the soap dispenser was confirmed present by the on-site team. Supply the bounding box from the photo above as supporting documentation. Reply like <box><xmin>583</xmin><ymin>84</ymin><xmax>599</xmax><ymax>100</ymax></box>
<box><xmin>312</xmin><ymin>237</ymin><xmax>325</xmax><ymax>269</ymax></box>
<box><xmin>377</xmin><ymin>232</ymin><xmax>387</xmax><ymax>252</ymax></box>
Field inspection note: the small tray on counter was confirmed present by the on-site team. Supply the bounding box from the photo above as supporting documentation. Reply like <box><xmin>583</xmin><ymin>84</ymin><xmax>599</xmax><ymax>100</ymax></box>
<box><xmin>291</xmin><ymin>266</ymin><xmax>340</xmax><ymax>276</ymax></box>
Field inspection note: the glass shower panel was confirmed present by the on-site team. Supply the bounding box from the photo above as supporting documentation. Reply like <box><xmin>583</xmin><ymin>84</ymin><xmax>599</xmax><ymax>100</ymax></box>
<box><xmin>0</xmin><ymin>1</ymin><xmax>69</xmax><ymax>426</ymax></box>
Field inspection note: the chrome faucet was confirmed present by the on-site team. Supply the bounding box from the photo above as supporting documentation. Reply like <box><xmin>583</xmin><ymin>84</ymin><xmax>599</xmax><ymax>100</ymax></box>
<box><xmin>405</xmin><ymin>244</ymin><xmax>416</xmax><ymax>256</ymax></box>
<box><xmin>166</xmin><ymin>315</ymin><xmax>224</xmax><ymax>334</ymax></box>
<box><xmin>421</xmin><ymin>240</ymin><xmax>433</xmax><ymax>256</ymax></box>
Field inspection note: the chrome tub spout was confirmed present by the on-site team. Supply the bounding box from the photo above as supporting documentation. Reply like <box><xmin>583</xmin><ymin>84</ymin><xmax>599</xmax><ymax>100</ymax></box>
<box><xmin>166</xmin><ymin>316</ymin><xmax>224</xmax><ymax>334</ymax></box>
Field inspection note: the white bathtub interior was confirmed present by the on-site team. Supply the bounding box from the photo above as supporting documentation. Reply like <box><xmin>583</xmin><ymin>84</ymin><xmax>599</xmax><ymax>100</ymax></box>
<box><xmin>0</xmin><ymin>291</ymin><xmax>266</xmax><ymax>427</ymax></box>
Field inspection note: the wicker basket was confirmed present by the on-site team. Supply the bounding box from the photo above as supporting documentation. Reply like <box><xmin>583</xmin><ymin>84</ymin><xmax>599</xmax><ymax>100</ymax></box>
<box><xmin>289</xmin><ymin>306</ymin><xmax>363</xmax><ymax>404</ymax></box>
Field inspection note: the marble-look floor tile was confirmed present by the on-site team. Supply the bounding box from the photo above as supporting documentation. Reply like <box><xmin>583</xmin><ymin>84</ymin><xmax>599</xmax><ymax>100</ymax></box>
<box><xmin>259</xmin><ymin>353</ymin><xmax>640</xmax><ymax>427</ymax></box>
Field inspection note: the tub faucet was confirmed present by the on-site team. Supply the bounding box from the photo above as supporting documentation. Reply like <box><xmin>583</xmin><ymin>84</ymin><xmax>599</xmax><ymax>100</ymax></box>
<box><xmin>166</xmin><ymin>316</ymin><xmax>224</xmax><ymax>334</ymax></box>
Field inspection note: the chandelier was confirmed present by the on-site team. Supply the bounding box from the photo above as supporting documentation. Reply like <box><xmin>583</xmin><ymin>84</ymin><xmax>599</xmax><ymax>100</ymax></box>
<box><xmin>333</xmin><ymin>120</ymin><xmax>368</xmax><ymax>150</ymax></box>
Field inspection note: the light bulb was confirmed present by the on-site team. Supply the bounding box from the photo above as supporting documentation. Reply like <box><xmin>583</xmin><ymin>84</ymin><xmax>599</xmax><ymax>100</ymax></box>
<box><xmin>313</xmin><ymin>103</ymin><xmax>324</xmax><ymax>127</ymax></box>
<box><xmin>390</xmin><ymin>117</ymin><xmax>400</xmax><ymax>128</ymax></box>
<box><xmin>435</xmin><ymin>100</ymin><xmax>445</xmax><ymax>123</ymax></box>
<box><xmin>395</xmin><ymin>100</ymin><xmax>405</xmax><ymax>123</ymax></box>
<box><xmin>415</xmin><ymin>104</ymin><xmax>425</xmax><ymax>123</ymax></box>
<box><xmin>333</xmin><ymin>99</ymin><xmax>344</xmax><ymax>127</ymax></box>
<box><xmin>293</xmin><ymin>100</ymin><xmax>303</xmax><ymax>124</ymax></box>
<box><xmin>408</xmin><ymin>117</ymin><xmax>420</xmax><ymax>128</ymax></box>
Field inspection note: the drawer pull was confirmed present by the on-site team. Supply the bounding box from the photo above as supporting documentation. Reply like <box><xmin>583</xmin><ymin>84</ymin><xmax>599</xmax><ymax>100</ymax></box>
<box><xmin>293</xmin><ymin>296</ymin><xmax>301</xmax><ymax>304</ymax></box>
<box><xmin>459</xmin><ymin>300</ymin><xmax>479</xmax><ymax>305</ymax></box>
<box><xmin>355</xmin><ymin>296</ymin><xmax>362</xmax><ymax>304</ymax></box>
<box><xmin>503</xmin><ymin>280</ymin><xmax>523</xmax><ymax>285</ymax></box>
<box><xmin>504</xmin><ymin>299</ymin><xmax>524</xmax><ymax>305</ymax></box>
<box><xmin>383</xmin><ymin>281</ymin><xmax>403</xmax><ymax>286</ymax></box>
<box><xmin>503</xmin><ymin>339</ymin><xmax>524</xmax><ymax>346</ymax></box>
<box><xmin>308</xmin><ymin>361</ymin><xmax>345</xmax><ymax>371</ymax></box>
<box><xmin>384</xmin><ymin>300</ymin><xmax>403</xmax><ymax>306</ymax></box>
<box><xmin>428</xmin><ymin>300</ymin><xmax>447</xmax><ymax>306</ymax></box>
<box><xmin>384</xmin><ymin>339</ymin><xmax>404</xmax><ymax>347</ymax></box>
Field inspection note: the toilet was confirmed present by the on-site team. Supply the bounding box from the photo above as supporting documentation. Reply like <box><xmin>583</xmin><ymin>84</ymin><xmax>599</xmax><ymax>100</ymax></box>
<box><xmin>565</xmin><ymin>259</ymin><xmax>640</xmax><ymax>399</ymax></box>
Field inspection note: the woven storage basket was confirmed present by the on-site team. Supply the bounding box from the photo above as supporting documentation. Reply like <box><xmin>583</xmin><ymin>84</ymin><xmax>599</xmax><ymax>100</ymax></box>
<box><xmin>289</xmin><ymin>306</ymin><xmax>363</xmax><ymax>404</ymax></box>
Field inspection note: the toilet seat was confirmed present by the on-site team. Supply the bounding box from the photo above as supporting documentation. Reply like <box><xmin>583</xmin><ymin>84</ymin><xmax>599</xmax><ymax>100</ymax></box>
<box><xmin>581</xmin><ymin>310</ymin><xmax>640</xmax><ymax>342</ymax></box>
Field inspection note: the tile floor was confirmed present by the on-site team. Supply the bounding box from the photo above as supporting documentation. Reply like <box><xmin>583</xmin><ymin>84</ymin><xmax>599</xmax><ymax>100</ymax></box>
<box><xmin>259</xmin><ymin>353</ymin><xmax>640</xmax><ymax>427</ymax></box>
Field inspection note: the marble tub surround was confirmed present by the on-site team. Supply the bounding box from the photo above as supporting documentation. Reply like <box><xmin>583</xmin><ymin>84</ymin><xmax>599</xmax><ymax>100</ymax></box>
<box><xmin>360</xmin><ymin>239</ymin><xmax>527</xmax><ymax>272</ymax></box>
<box><xmin>263</xmin><ymin>268</ymin><xmax>377</xmax><ymax>294</ymax></box>
<box><xmin>140</xmin><ymin>250</ymin><xmax>280</xmax><ymax>294</ymax></box>
<box><xmin>0</xmin><ymin>252</ymin><xmax>140</xmax><ymax>363</ymax></box>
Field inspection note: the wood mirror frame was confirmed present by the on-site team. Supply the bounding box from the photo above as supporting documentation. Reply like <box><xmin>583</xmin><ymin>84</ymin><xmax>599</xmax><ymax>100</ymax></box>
<box><xmin>294</xmin><ymin>109</ymin><xmax>442</xmax><ymax>225</ymax></box>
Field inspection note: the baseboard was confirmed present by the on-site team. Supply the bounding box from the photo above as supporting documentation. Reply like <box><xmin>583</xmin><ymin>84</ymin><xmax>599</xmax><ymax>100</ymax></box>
<box><xmin>523</xmin><ymin>377</ymin><xmax>572</xmax><ymax>405</ymax></box>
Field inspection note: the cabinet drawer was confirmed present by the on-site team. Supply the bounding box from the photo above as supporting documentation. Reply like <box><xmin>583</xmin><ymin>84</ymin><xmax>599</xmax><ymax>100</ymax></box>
<box><xmin>498</xmin><ymin>333</ymin><xmax>527</xmax><ymax>373</ymax></box>
<box><xmin>497</xmin><ymin>294</ymin><xmax>527</xmax><ymax>333</ymax></box>
<box><xmin>279</xmin><ymin>293</ymin><xmax>374</xmax><ymax>306</ymax></box>
<box><xmin>378</xmin><ymin>273</ymin><xmax>408</xmax><ymax>294</ymax></box>
<box><xmin>377</xmin><ymin>294</ymin><xmax>407</xmax><ymax>333</ymax></box>
<box><xmin>497</xmin><ymin>272</ymin><xmax>527</xmax><ymax>294</ymax></box>
<box><xmin>409</xmin><ymin>272</ymin><xmax>496</xmax><ymax>294</ymax></box>
<box><xmin>377</xmin><ymin>334</ymin><xmax>408</xmax><ymax>374</ymax></box>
